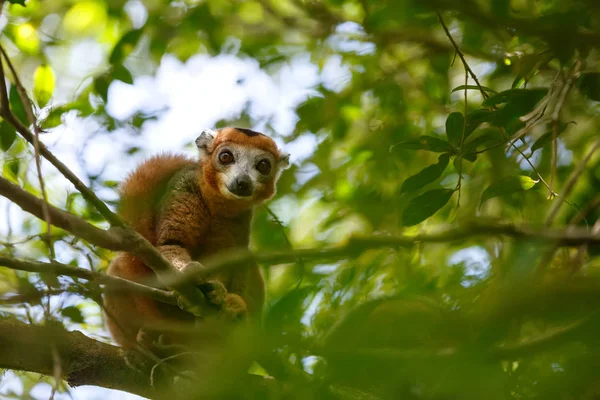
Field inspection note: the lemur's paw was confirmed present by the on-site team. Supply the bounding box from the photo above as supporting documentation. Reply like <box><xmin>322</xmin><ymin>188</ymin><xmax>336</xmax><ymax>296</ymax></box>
<box><xmin>181</xmin><ymin>262</ymin><xmax>227</xmax><ymax>306</ymax></box>
<box><xmin>136</xmin><ymin>327</ymin><xmax>155</xmax><ymax>348</ymax></box>
<box><xmin>221</xmin><ymin>293</ymin><xmax>247</xmax><ymax>321</ymax></box>
<box><xmin>197</xmin><ymin>280</ymin><xmax>228</xmax><ymax>306</ymax></box>
<box><xmin>153</xmin><ymin>334</ymin><xmax>189</xmax><ymax>353</ymax></box>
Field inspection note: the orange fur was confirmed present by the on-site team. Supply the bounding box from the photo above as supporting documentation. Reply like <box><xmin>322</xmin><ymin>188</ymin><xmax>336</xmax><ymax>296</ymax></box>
<box><xmin>213</xmin><ymin>127</ymin><xmax>281</xmax><ymax>159</ymax></box>
<box><xmin>119</xmin><ymin>153</ymin><xmax>196</xmax><ymax>243</ymax></box>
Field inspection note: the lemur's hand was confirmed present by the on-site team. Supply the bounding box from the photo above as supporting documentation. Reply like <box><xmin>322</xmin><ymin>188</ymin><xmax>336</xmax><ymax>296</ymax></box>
<box><xmin>180</xmin><ymin>261</ymin><xmax>246</xmax><ymax>321</ymax></box>
<box><xmin>182</xmin><ymin>261</ymin><xmax>228</xmax><ymax>306</ymax></box>
<box><xmin>221</xmin><ymin>293</ymin><xmax>247</xmax><ymax>321</ymax></box>
<box><xmin>197</xmin><ymin>280</ymin><xmax>227</xmax><ymax>306</ymax></box>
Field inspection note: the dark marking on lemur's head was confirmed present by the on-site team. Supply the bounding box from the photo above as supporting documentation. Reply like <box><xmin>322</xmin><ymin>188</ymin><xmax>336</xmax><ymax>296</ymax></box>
<box><xmin>234</xmin><ymin>127</ymin><xmax>263</xmax><ymax>137</ymax></box>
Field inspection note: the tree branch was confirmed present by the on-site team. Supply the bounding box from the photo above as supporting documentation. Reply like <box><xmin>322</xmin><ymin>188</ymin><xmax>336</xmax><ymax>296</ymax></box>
<box><xmin>0</xmin><ymin>319</ymin><xmax>155</xmax><ymax>398</ymax></box>
<box><xmin>490</xmin><ymin>315</ymin><xmax>594</xmax><ymax>360</ymax></box>
<box><xmin>0</xmin><ymin>176</ymin><xmax>123</xmax><ymax>250</ymax></box>
<box><xmin>0</xmin><ymin>176</ymin><xmax>206</xmax><ymax>309</ymax></box>
<box><xmin>0</xmin><ymin>319</ymin><xmax>287</xmax><ymax>399</ymax></box>
<box><xmin>168</xmin><ymin>220</ymin><xmax>600</xmax><ymax>287</ymax></box>
<box><xmin>0</xmin><ymin>256</ymin><xmax>177</xmax><ymax>305</ymax></box>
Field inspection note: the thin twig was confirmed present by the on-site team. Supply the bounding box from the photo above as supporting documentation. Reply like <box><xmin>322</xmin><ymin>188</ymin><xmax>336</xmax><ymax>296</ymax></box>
<box><xmin>264</xmin><ymin>205</ymin><xmax>304</xmax><ymax>268</ymax></box>
<box><xmin>469</xmin><ymin>140</ymin><xmax>507</xmax><ymax>155</ymax></box>
<box><xmin>150</xmin><ymin>352</ymin><xmax>198</xmax><ymax>388</ymax></box>
<box><xmin>437</xmin><ymin>12</ymin><xmax>490</xmax><ymax>99</ymax></box>
<box><xmin>501</xmin><ymin>128</ymin><xmax>556</xmax><ymax>196</ymax></box>
<box><xmin>549</xmin><ymin>60</ymin><xmax>583</xmax><ymax>195</ymax></box>
<box><xmin>50</xmin><ymin>345</ymin><xmax>62</xmax><ymax>400</ymax></box>
<box><xmin>545</xmin><ymin>138</ymin><xmax>600</xmax><ymax>226</ymax></box>
<box><xmin>455</xmin><ymin>68</ymin><xmax>468</xmax><ymax>208</ymax></box>
<box><xmin>0</xmin><ymin>256</ymin><xmax>178</xmax><ymax>305</ymax></box>
<box><xmin>0</xmin><ymin>288</ymin><xmax>74</xmax><ymax>304</ymax></box>
<box><xmin>570</xmin><ymin>194</ymin><xmax>600</xmax><ymax>227</ymax></box>
<box><xmin>0</xmin><ymin>233</ymin><xmax>65</xmax><ymax>247</ymax></box>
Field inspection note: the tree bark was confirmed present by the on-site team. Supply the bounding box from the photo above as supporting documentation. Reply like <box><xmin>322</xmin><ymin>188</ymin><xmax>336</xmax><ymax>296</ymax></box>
<box><xmin>0</xmin><ymin>319</ymin><xmax>155</xmax><ymax>398</ymax></box>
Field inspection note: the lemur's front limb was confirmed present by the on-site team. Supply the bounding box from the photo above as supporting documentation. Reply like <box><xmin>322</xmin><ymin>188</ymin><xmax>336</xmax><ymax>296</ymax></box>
<box><xmin>155</xmin><ymin>196</ymin><xmax>239</xmax><ymax>314</ymax></box>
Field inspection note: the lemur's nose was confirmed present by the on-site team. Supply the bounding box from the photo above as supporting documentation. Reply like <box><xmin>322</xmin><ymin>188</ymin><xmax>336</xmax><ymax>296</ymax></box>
<box><xmin>231</xmin><ymin>174</ymin><xmax>253</xmax><ymax>197</ymax></box>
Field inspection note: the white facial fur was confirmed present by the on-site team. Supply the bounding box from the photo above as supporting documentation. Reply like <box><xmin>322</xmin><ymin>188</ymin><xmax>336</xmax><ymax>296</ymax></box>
<box><xmin>195</xmin><ymin>130</ymin><xmax>289</xmax><ymax>201</ymax></box>
<box><xmin>216</xmin><ymin>143</ymin><xmax>278</xmax><ymax>200</ymax></box>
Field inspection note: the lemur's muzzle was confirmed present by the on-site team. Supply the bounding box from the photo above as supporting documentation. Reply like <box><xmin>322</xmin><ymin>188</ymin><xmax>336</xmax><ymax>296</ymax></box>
<box><xmin>228</xmin><ymin>174</ymin><xmax>253</xmax><ymax>197</ymax></box>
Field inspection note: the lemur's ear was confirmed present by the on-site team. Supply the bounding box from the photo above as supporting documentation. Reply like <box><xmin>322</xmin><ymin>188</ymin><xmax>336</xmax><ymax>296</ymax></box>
<box><xmin>279</xmin><ymin>152</ymin><xmax>291</xmax><ymax>169</ymax></box>
<box><xmin>196</xmin><ymin>129</ymin><xmax>216</xmax><ymax>158</ymax></box>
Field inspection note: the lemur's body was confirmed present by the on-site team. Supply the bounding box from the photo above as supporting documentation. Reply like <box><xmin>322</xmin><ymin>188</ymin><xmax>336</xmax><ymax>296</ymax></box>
<box><xmin>103</xmin><ymin>127</ymin><xmax>289</xmax><ymax>348</ymax></box>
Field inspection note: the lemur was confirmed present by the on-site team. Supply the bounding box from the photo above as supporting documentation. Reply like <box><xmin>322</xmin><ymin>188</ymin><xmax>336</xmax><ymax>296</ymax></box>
<box><xmin>103</xmin><ymin>127</ymin><xmax>290</xmax><ymax>349</ymax></box>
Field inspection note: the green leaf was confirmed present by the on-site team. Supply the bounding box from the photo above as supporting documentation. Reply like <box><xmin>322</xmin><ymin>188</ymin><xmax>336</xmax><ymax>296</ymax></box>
<box><xmin>7</xmin><ymin>158</ymin><xmax>19</xmax><ymax>176</ymax></box>
<box><xmin>265</xmin><ymin>285</ymin><xmax>315</xmax><ymax>343</ymax></box>
<box><xmin>93</xmin><ymin>74</ymin><xmax>110</xmax><ymax>102</ymax></box>
<box><xmin>0</xmin><ymin>121</ymin><xmax>17</xmax><ymax>151</ymax></box>
<box><xmin>530</xmin><ymin>122</ymin><xmax>575</xmax><ymax>153</ymax></box>
<box><xmin>33</xmin><ymin>64</ymin><xmax>55</xmax><ymax>107</ymax></box>
<box><xmin>296</xmin><ymin>96</ymin><xmax>326</xmax><ymax>132</ymax></box>
<box><xmin>462</xmin><ymin>152</ymin><xmax>477</xmax><ymax>162</ymax></box>
<box><xmin>463</xmin><ymin>128</ymin><xmax>504</xmax><ymax>153</ymax></box>
<box><xmin>491</xmin><ymin>0</ymin><xmax>509</xmax><ymax>16</ymax></box>
<box><xmin>510</xmin><ymin>52</ymin><xmax>553</xmax><ymax>89</ymax></box>
<box><xmin>61</xmin><ymin>306</ymin><xmax>85</xmax><ymax>323</ymax></box>
<box><xmin>9</xmin><ymin>85</ymin><xmax>28</xmax><ymax>125</ymax></box>
<box><xmin>112</xmin><ymin>65</ymin><xmax>134</xmax><ymax>84</ymax></box>
<box><xmin>530</xmin><ymin>132</ymin><xmax>553</xmax><ymax>153</ymax></box>
<box><xmin>8</xmin><ymin>0</ymin><xmax>26</xmax><ymax>5</ymax></box>
<box><xmin>480</xmin><ymin>175</ymin><xmax>538</xmax><ymax>207</ymax></box>
<box><xmin>3</xmin><ymin>158</ymin><xmax>20</xmax><ymax>182</ymax></box>
<box><xmin>41</xmin><ymin>105</ymin><xmax>71</xmax><ymax>129</ymax></box>
<box><xmin>445</xmin><ymin>112</ymin><xmax>465</xmax><ymax>147</ymax></box>
<box><xmin>465</xmin><ymin>109</ymin><xmax>495</xmax><ymax>134</ymax></box>
<box><xmin>391</xmin><ymin>136</ymin><xmax>452</xmax><ymax>153</ymax></box>
<box><xmin>482</xmin><ymin>88</ymin><xmax>547</xmax><ymax>107</ymax></box>
<box><xmin>103</xmin><ymin>180</ymin><xmax>119</xmax><ymax>188</ymax></box>
<box><xmin>401</xmin><ymin>154</ymin><xmax>450</xmax><ymax>193</ymax></box>
<box><xmin>109</xmin><ymin>29</ymin><xmax>143</xmax><ymax>65</ymax></box>
<box><xmin>579</xmin><ymin>73</ymin><xmax>600</xmax><ymax>101</ymax></box>
<box><xmin>451</xmin><ymin>85</ymin><xmax>497</xmax><ymax>94</ymax></box>
<box><xmin>511</xmin><ymin>76</ymin><xmax>525</xmax><ymax>89</ymax></box>
<box><xmin>402</xmin><ymin>189</ymin><xmax>455</xmax><ymax>226</ymax></box>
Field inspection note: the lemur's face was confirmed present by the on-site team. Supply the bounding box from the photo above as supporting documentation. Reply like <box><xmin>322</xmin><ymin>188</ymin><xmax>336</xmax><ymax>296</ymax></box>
<box><xmin>196</xmin><ymin>128</ymin><xmax>289</xmax><ymax>203</ymax></box>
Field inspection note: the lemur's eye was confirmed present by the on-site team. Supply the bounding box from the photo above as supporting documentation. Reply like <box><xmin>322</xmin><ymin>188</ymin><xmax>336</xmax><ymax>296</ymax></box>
<box><xmin>256</xmin><ymin>159</ymin><xmax>271</xmax><ymax>175</ymax></box>
<box><xmin>219</xmin><ymin>150</ymin><xmax>234</xmax><ymax>164</ymax></box>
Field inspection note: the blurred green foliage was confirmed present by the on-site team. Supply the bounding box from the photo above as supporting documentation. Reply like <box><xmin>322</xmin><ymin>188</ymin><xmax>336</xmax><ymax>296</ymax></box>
<box><xmin>0</xmin><ymin>0</ymin><xmax>600</xmax><ymax>399</ymax></box>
